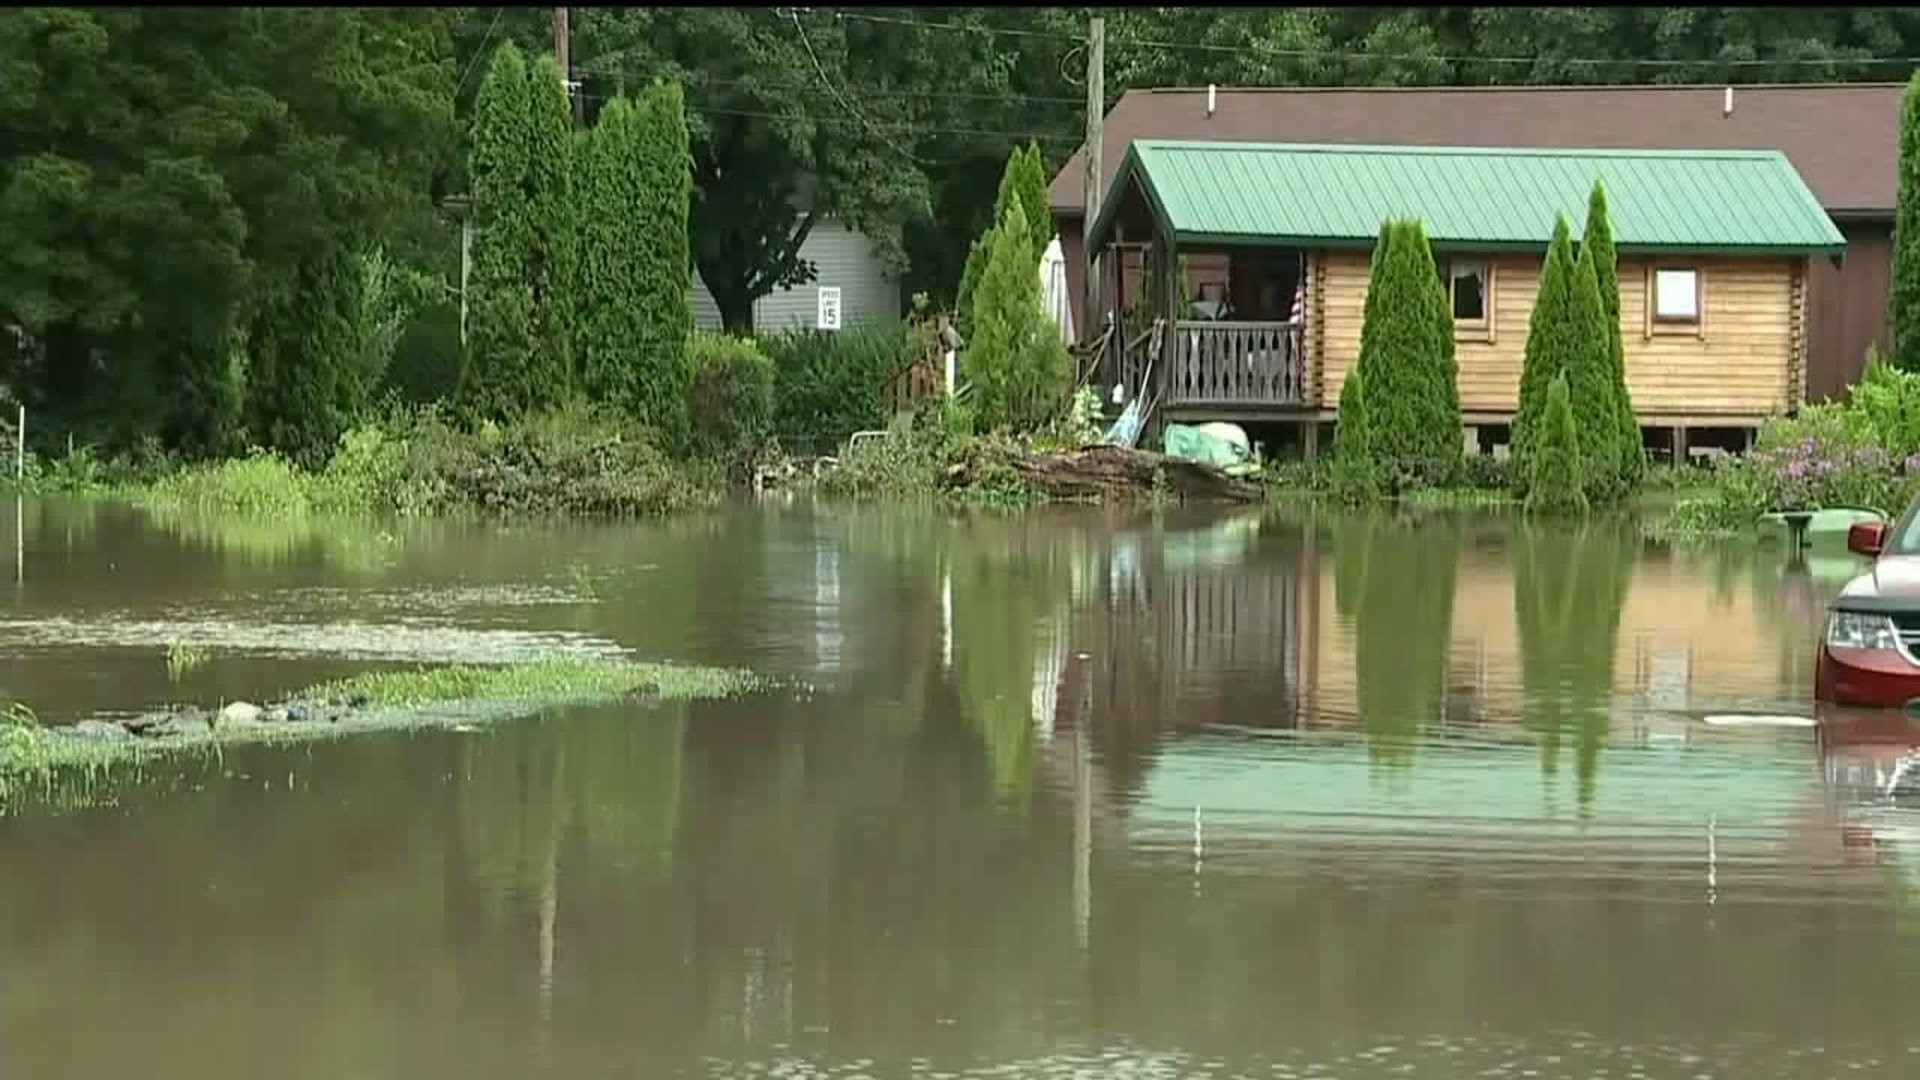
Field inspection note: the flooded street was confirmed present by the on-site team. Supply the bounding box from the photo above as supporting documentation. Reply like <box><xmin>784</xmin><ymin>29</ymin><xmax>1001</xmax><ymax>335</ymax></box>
<box><xmin>5</xmin><ymin>498</ymin><xmax>1920</xmax><ymax>1078</ymax></box>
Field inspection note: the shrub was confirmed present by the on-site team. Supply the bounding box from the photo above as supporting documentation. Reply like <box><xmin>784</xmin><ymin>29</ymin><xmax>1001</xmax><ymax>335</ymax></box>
<box><xmin>1566</xmin><ymin>243</ymin><xmax>1618</xmax><ymax>499</ymax></box>
<box><xmin>686</xmin><ymin>333</ymin><xmax>775</xmax><ymax>465</ymax></box>
<box><xmin>1525</xmin><ymin>374</ymin><xmax>1588</xmax><ymax>516</ymax></box>
<box><xmin>1583</xmin><ymin>179</ymin><xmax>1643</xmax><ymax>491</ymax></box>
<box><xmin>1848</xmin><ymin>347</ymin><xmax>1920</xmax><ymax>457</ymax></box>
<box><xmin>763</xmin><ymin>324</ymin><xmax>916</xmax><ymax>455</ymax></box>
<box><xmin>962</xmin><ymin>192</ymin><xmax>1073</xmax><ymax>433</ymax></box>
<box><xmin>957</xmin><ymin>143</ymin><xmax>1052</xmax><ymax>335</ymax></box>
<box><xmin>1355</xmin><ymin>219</ymin><xmax>1462</xmax><ymax>490</ymax></box>
<box><xmin>1333</xmin><ymin>367</ymin><xmax>1380</xmax><ymax>501</ymax></box>
<box><xmin>624</xmin><ymin>79</ymin><xmax>696</xmax><ymax>437</ymax></box>
<box><xmin>1512</xmin><ymin>215</ymin><xmax>1580</xmax><ymax>491</ymax></box>
<box><xmin>1894</xmin><ymin>72</ymin><xmax>1920</xmax><ymax>372</ymax></box>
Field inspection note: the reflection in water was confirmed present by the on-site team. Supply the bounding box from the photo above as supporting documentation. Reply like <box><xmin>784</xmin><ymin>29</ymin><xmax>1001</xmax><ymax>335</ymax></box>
<box><xmin>4</xmin><ymin>498</ymin><xmax>1915</xmax><ymax>1078</ymax></box>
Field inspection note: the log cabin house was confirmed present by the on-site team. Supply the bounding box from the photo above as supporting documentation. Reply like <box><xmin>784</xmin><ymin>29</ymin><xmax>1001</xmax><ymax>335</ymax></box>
<box><xmin>1050</xmin><ymin>84</ymin><xmax>1904</xmax><ymax>404</ymax></box>
<box><xmin>1083</xmin><ymin>140</ymin><xmax>1847</xmax><ymax>456</ymax></box>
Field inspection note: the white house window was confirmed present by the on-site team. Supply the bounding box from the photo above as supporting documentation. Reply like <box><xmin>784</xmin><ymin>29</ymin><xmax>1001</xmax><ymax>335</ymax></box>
<box><xmin>1447</xmin><ymin>260</ymin><xmax>1490</xmax><ymax>324</ymax></box>
<box><xmin>1653</xmin><ymin>268</ymin><xmax>1701</xmax><ymax>324</ymax></box>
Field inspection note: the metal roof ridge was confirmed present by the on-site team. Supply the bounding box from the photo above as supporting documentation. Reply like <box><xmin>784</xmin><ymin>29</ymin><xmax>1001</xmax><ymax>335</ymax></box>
<box><xmin>1133</xmin><ymin>139</ymin><xmax>1790</xmax><ymax>161</ymax></box>
<box><xmin>1135</xmin><ymin>81</ymin><xmax>1909</xmax><ymax>95</ymax></box>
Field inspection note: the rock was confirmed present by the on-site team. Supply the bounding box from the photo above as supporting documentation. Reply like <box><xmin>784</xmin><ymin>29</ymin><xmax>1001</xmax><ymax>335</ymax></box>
<box><xmin>68</xmin><ymin>720</ymin><xmax>131</xmax><ymax>742</ymax></box>
<box><xmin>285</xmin><ymin>701</ymin><xmax>319</xmax><ymax>724</ymax></box>
<box><xmin>264</xmin><ymin>706</ymin><xmax>289</xmax><ymax>723</ymax></box>
<box><xmin>218</xmin><ymin>701</ymin><xmax>264</xmax><ymax>727</ymax></box>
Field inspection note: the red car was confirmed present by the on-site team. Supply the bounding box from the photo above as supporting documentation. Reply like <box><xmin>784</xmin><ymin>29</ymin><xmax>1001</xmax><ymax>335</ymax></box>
<box><xmin>1816</xmin><ymin>511</ymin><xmax>1920</xmax><ymax>708</ymax></box>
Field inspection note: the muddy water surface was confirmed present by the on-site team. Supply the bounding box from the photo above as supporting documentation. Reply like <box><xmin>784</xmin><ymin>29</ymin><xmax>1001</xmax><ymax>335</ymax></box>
<box><xmin>3</xmin><ymin>498</ymin><xmax>1918</xmax><ymax>1079</ymax></box>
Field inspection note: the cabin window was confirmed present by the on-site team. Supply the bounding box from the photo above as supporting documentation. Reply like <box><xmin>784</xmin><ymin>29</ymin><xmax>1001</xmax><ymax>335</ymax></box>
<box><xmin>1652</xmin><ymin>267</ymin><xmax>1702</xmax><ymax>325</ymax></box>
<box><xmin>1447</xmin><ymin>260</ymin><xmax>1490</xmax><ymax>325</ymax></box>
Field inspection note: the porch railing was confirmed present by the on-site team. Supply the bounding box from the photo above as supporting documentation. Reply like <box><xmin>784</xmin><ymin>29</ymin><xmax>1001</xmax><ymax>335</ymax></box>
<box><xmin>1165</xmin><ymin>320</ymin><xmax>1305</xmax><ymax>407</ymax></box>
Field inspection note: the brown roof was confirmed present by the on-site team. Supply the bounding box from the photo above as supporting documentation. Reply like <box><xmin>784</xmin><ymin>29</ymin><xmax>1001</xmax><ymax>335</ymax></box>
<box><xmin>1049</xmin><ymin>83</ymin><xmax>1904</xmax><ymax>218</ymax></box>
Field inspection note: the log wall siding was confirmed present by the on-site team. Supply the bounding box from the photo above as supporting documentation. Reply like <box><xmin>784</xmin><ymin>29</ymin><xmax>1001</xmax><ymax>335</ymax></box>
<box><xmin>1316</xmin><ymin>251</ymin><xmax>1802</xmax><ymax>420</ymax></box>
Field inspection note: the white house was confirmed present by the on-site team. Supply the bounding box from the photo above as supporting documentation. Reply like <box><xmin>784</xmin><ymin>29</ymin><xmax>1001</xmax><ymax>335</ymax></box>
<box><xmin>691</xmin><ymin>217</ymin><xmax>900</xmax><ymax>332</ymax></box>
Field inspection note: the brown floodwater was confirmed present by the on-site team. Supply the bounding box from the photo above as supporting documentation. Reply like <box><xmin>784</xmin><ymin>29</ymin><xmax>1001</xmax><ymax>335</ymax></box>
<box><xmin>3</xmin><ymin>496</ymin><xmax>1919</xmax><ymax>1079</ymax></box>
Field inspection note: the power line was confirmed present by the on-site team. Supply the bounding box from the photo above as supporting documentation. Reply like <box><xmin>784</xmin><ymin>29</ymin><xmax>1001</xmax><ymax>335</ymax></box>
<box><xmin>786</xmin><ymin>7</ymin><xmax>929</xmax><ymax>167</ymax></box>
<box><xmin>824</xmin><ymin>8</ymin><xmax>1920</xmax><ymax>73</ymax></box>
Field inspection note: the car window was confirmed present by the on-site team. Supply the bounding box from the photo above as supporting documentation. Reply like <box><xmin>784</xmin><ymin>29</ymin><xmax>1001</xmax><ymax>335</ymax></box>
<box><xmin>1891</xmin><ymin>504</ymin><xmax>1920</xmax><ymax>555</ymax></box>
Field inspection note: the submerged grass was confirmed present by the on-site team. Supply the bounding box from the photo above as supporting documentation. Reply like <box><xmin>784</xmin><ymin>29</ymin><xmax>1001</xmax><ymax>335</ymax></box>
<box><xmin>0</xmin><ymin>656</ymin><xmax>765</xmax><ymax>814</ymax></box>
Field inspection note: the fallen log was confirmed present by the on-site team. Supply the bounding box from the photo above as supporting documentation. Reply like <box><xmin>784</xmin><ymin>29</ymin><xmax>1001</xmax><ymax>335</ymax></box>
<box><xmin>944</xmin><ymin>442</ymin><xmax>1264</xmax><ymax>504</ymax></box>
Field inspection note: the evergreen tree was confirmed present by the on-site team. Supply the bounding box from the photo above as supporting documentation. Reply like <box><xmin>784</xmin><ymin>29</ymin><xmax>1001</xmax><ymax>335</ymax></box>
<box><xmin>963</xmin><ymin>192</ymin><xmax>1072</xmax><ymax>432</ymax></box>
<box><xmin>1582</xmin><ymin>179</ymin><xmax>1643</xmax><ymax>490</ymax></box>
<box><xmin>1567</xmin><ymin>243</ymin><xmax>1618</xmax><ymax>500</ymax></box>
<box><xmin>462</xmin><ymin>41</ymin><xmax>538</xmax><ymax>421</ymax></box>
<box><xmin>1402</xmin><ymin>219</ymin><xmax>1464</xmax><ymax>484</ymax></box>
<box><xmin>628</xmin><ymin>79</ymin><xmax>696</xmax><ymax>439</ymax></box>
<box><xmin>957</xmin><ymin>143</ymin><xmax>1054</xmax><ymax>333</ymax></box>
<box><xmin>1511</xmin><ymin>215</ymin><xmax>1579</xmax><ymax>490</ymax></box>
<box><xmin>1356</xmin><ymin>219</ymin><xmax>1461</xmax><ymax>490</ymax></box>
<box><xmin>575</xmin><ymin>94</ymin><xmax>649</xmax><ymax>408</ymax></box>
<box><xmin>1895</xmin><ymin>72</ymin><xmax>1920</xmax><ymax>372</ymax></box>
<box><xmin>526</xmin><ymin>52</ymin><xmax>578</xmax><ymax>408</ymax></box>
<box><xmin>1333</xmin><ymin>366</ymin><xmax>1380</xmax><ymax>502</ymax></box>
<box><xmin>1525</xmin><ymin>373</ymin><xmax>1588</xmax><ymax>515</ymax></box>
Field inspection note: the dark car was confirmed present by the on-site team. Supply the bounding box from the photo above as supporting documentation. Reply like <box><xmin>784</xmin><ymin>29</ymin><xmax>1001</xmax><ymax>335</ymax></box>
<box><xmin>1816</xmin><ymin>508</ymin><xmax>1920</xmax><ymax>709</ymax></box>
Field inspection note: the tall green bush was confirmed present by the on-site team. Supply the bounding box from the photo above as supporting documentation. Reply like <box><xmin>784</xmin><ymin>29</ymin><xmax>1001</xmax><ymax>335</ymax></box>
<box><xmin>963</xmin><ymin>192</ymin><xmax>1072</xmax><ymax>433</ymax></box>
<box><xmin>1526</xmin><ymin>374</ymin><xmax>1588</xmax><ymax>516</ymax></box>
<box><xmin>1333</xmin><ymin>366</ymin><xmax>1380</xmax><ymax>501</ymax></box>
<box><xmin>686</xmin><ymin>333</ymin><xmax>775</xmax><ymax>465</ymax></box>
<box><xmin>1566</xmin><ymin>244</ymin><xmax>1618</xmax><ymax>499</ymax></box>
<box><xmin>1582</xmin><ymin>180</ymin><xmax>1643</xmax><ymax>490</ymax></box>
<box><xmin>764</xmin><ymin>324</ymin><xmax>917</xmax><ymax>455</ymax></box>
<box><xmin>957</xmin><ymin>143</ymin><xmax>1053</xmax><ymax>333</ymax></box>
<box><xmin>1355</xmin><ymin>218</ymin><xmax>1461</xmax><ymax>490</ymax></box>
<box><xmin>1511</xmin><ymin>216</ymin><xmax>1579</xmax><ymax>489</ymax></box>
<box><xmin>628</xmin><ymin>79</ymin><xmax>696</xmax><ymax>439</ymax></box>
<box><xmin>526</xmin><ymin>53</ymin><xmax>577</xmax><ymax>407</ymax></box>
<box><xmin>1894</xmin><ymin>72</ymin><xmax>1920</xmax><ymax>372</ymax></box>
<box><xmin>575</xmin><ymin>94</ymin><xmax>649</xmax><ymax>408</ymax></box>
<box><xmin>461</xmin><ymin>41</ymin><xmax>537</xmax><ymax>421</ymax></box>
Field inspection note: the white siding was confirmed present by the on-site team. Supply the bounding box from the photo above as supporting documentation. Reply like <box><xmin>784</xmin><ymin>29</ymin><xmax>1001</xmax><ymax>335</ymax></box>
<box><xmin>689</xmin><ymin>217</ymin><xmax>898</xmax><ymax>332</ymax></box>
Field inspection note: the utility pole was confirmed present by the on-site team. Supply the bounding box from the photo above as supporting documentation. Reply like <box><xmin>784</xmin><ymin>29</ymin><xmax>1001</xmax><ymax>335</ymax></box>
<box><xmin>553</xmin><ymin>7</ymin><xmax>583</xmax><ymax>123</ymax></box>
<box><xmin>1081</xmin><ymin>16</ymin><xmax>1105</xmax><ymax>347</ymax></box>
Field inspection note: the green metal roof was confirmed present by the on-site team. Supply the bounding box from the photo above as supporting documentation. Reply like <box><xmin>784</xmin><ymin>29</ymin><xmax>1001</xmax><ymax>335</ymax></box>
<box><xmin>1086</xmin><ymin>140</ymin><xmax>1848</xmax><ymax>256</ymax></box>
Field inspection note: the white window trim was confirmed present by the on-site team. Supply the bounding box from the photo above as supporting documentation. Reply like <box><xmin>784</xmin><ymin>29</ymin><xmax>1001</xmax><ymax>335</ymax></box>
<box><xmin>1646</xmin><ymin>264</ymin><xmax>1706</xmax><ymax>339</ymax></box>
<box><xmin>1443</xmin><ymin>257</ymin><xmax>1496</xmax><ymax>343</ymax></box>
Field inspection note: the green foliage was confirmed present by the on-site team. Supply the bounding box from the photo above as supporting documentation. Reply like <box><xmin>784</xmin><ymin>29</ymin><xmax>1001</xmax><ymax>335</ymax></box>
<box><xmin>625</xmin><ymin>80</ymin><xmax>696</xmax><ymax>436</ymax></box>
<box><xmin>1333</xmin><ymin>367</ymin><xmax>1381</xmax><ymax>501</ymax></box>
<box><xmin>462</xmin><ymin>41</ymin><xmax>539</xmax><ymax>420</ymax></box>
<box><xmin>576</xmin><ymin>95</ymin><xmax>650</xmax><ymax>409</ymax></box>
<box><xmin>1512</xmin><ymin>216</ymin><xmax>1580</xmax><ymax>490</ymax></box>
<box><xmin>0</xmin><ymin>9</ymin><xmax>459</xmax><ymax>458</ymax></box>
<box><xmin>525</xmin><ymin>53</ymin><xmax>578</xmax><ymax>406</ymax></box>
<box><xmin>1525</xmin><ymin>374</ymin><xmax>1590</xmax><ymax>516</ymax></box>
<box><xmin>764</xmin><ymin>325</ymin><xmax>918</xmax><ymax>456</ymax></box>
<box><xmin>1565</xmin><ymin>244</ymin><xmax>1619</xmax><ymax>500</ymax></box>
<box><xmin>962</xmin><ymin>194</ymin><xmax>1073</xmax><ymax>433</ymax></box>
<box><xmin>1895</xmin><ymin>72</ymin><xmax>1920</xmax><ymax>372</ymax></box>
<box><xmin>1653</xmin><ymin>358</ymin><xmax>1920</xmax><ymax>539</ymax></box>
<box><xmin>1355</xmin><ymin>219</ymin><xmax>1461</xmax><ymax>491</ymax></box>
<box><xmin>956</xmin><ymin>143</ymin><xmax>1053</xmax><ymax>335</ymax></box>
<box><xmin>686</xmin><ymin>333</ymin><xmax>775</xmax><ymax>464</ymax></box>
<box><xmin>570</xmin><ymin>8</ymin><xmax>931</xmax><ymax>330</ymax></box>
<box><xmin>1583</xmin><ymin>180</ymin><xmax>1643</xmax><ymax>491</ymax></box>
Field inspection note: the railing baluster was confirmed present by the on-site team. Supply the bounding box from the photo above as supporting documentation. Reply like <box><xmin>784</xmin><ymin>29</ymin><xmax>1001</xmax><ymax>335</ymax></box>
<box><xmin>1165</xmin><ymin>320</ymin><xmax>1312</xmax><ymax>406</ymax></box>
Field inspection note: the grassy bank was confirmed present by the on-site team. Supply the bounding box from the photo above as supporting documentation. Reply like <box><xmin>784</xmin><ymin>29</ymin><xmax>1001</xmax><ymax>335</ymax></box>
<box><xmin>0</xmin><ymin>656</ymin><xmax>765</xmax><ymax>813</ymax></box>
<box><xmin>11</xmin><ymin>406</ymin><xmax>726</xmax><ymax>522</ymax></box>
